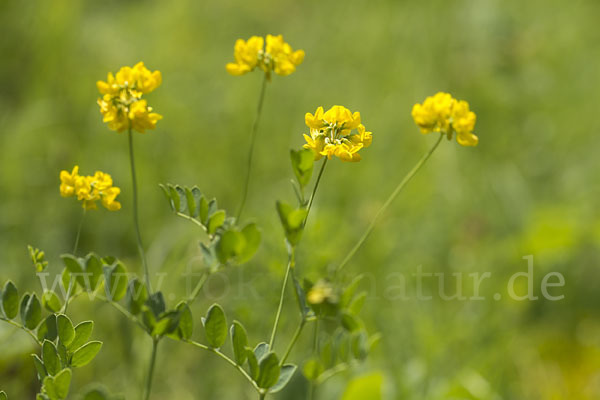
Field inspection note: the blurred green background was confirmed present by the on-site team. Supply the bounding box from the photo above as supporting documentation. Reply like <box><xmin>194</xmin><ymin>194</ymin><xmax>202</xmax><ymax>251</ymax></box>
<box><xmin>1</xmin><ymin>0</ymin><xmax>600</xmax><ymax>398</ymax></box>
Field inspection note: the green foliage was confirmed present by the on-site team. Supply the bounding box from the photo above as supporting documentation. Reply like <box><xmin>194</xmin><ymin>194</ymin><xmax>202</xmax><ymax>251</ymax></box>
<box><xmin>71</xmin><ymin>342</ymin><xmax>102</xmax><ymax>368</ymax></box>
<box><xmin>290</xmin><ymin>148</ymin><xmax>315</xmax><ymax>190</ymax></box>
<box><xmin>1</xmin><ymin>281</ymin><xmax>19</xmax><ymax>319</ymax></box>
<box><xmin>42</xmin><ymin>368</ymin><xmax>72</xmax><ymax>400</ymax></box>
<box><xmin>230</xmin><ymin>320</ymin><xmax>248</xmax><ymax>365</ymax></box>
<box><xmin>276</xmin><ymin>201</ymin><xmax>307</xmax><ymax>246</ymax></box>
<box><xmin>203</xmin><ymin>304</ymin><xmax>227</xmax><ymax>348</ymax></box>
<box><xmin>29</xmin><ymin>245</ymin><xmax>49</xmax><ymax>272</ymax></box>
<box><xmin>160</xmin><ymin>183</ymin><xmax>262</xmax><ymax>267</ymax></box>
<box><xmin>256</xmin><ymin>352</ymin><xmax>280</xmax><ymax>389</ymax></box>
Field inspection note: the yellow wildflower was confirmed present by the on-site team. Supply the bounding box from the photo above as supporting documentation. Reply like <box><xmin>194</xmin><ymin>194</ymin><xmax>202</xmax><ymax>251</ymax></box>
<box><xmin>307</xmin><ymin>280</ymin><xmax>338</xmax><ymax>305</ymax></box>
<box><xmin>226</xmin><ymin>34</ymin><xmax>304</xmax><ymax>79</ymax></box>
<box><xmin>303</xmin><ymin>105</ymin><xmax>372</xmax><ymax>162</ymax></box>
<box><xmin>59</xmin><ymin>166</ymin><xmax>121</xmax><ymax>211</ymax></box>
<box><xmin>411</xmin><ymin>92</ymin><xmax>478</xmax><ymax>146</ymax></box>
<box><xmin>97</xmin><ymin>62</ymin><xmax>162</xmax><ymax>133</ymax></box>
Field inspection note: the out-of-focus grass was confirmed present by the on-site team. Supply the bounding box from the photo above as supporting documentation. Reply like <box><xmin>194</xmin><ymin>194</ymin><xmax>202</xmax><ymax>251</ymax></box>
<box><xmin>1</xmin><ymin>0</ymin><xmax>600</xmax><ymax>398</ymax></box>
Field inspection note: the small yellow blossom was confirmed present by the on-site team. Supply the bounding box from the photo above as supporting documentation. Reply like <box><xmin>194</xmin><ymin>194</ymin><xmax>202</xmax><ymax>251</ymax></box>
<box><xmin>411</xmin><ymin>92</ymin><xmax>478</xmax><ymax>146</ymax></box>
<box><xmin>226</xmin><ymin>34</ymin><xmax>304</xmax><ymax>79</ymax></box>
<box><xmin>97</xmin><ymin>62</ymin><xmax>162</xmax><ymax>133</ymax></box>
<box><xmin>307</xmin><ymin>280</ymin><xmax>338</xmax><ymax>305</ymax></box>
<box><xmin>303</xmin><ymin>105</ymin><xmax>372</xmax><ymax>162</ymax></box>
<box><xmin>60</xmin><ymin>166</ymin><xmax>121</xmax><ymax>211</ymax></box>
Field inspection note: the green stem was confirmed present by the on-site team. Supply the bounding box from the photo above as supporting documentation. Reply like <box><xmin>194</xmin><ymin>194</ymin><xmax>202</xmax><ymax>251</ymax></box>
<box><xmin>237</xmin><ymin>73</ymin><xmax>269</xmax><ymax>220</ymax></box>
<box><xmin>336</xmin><ymin>133</ymin><xmax>443</xmax><ymax>273</ymax></box>
<box><xmin>187</xmin><ymin>270</ymin><xmax>209</xmax><ymax>304</ymax></box>
<box><xmin>72</xmin><ymin>209</ymin><xmax>86</xmax><ymax>254</ymax></box>
<box><xmin>186</xmin><ymin>340</ymin><xmax>261</xmax><ymax>393</ymax></box>
<box><xmin>143</xmin><ymin>339</ymin><xmax>159</xmax><ymax>400</ymax></box>
<box><xmin>307</xmin><ymin>318</ymin><xmax>320</xmax><ymax>400</ymax></box>
<box><xmin>280</xmin><ymin>319</ymin><xmax>306</xmax><ymax>365</ymax></box>
<box><xmin>128</xmin><ymin>127</ymin><xmax>152</xmax><ymax>293</ymax></box>
<box><xmin>0</xmin><ymin>317</ymin><xmax>42</xmax><ymax>346</ymax></box>
<box><xmin>304</xmin><ymin>158</ymin><xmax>327</xmax><ymax>226</ymax></box>
<box><xmin>268</xmin><ymin>246</ymin><xmax>295</xmax><ymax>349</ymax></box>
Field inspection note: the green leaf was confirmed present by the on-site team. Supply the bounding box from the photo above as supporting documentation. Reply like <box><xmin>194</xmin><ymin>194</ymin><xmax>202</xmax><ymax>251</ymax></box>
<box><xmin>53</xmin><ymin>368</ymin><xmax>72</xmax><ymax>399</ymax></box>
<box><xmin>42</xmin><ymin>340</ymin><xmax>60</xmax><ymax>376</ymax></box>
<box><xmin>37</xmin><ymin>314</ymin><xmax>58</xmax><ymax>342</ymax></box>
<box><xmin>341</xmin><ymin>275</ymin><xmax>363</xmax><ymax>308</ymax></box>
<box><xmin>19</xmin><ymin>293</ymin><xmax>30</xmax><ymax>324</ymax></box>
<box><xmin>199</xmin><ymin>196</ymin><xmax>209</xmax><ymax>224</ymax></box>
<box><xmin>203</xmin><ymin>304</ymin><xmax>227</xmax><ymax>348</ymax></box>
<box><xmin>341</xmin><ymin>311</ymin><xmax>361</xmax><ymax>332</ymax></box>
<box><xmin>168</xmin><ymin>185</ymin><xmax>181</xmax><ymax>212</ymax></box>
<box><xmin>32</xmin><ymin>353</ymin><xmax>47</xmax><ymax>379</ymax></box>
<box><xmin>348</xmin><ymin>292</ymin><xmax>367</xmax><ymax>315</ymax></box>
<box><xmin>246</xmin><ymin>347</ymin><xmax>259</xmax><ymax>380</ymax></box>
<box><xmin>41</xmin><ymin>291</ymin><xmax>62</xmax><ymax>313</ymax></box>
<box><xmin>61</xmin><ymin>254</ymin><xmax>84</xmax><ymax>288</ymax></box>
<box><xmin>175</xmin><ymin>186</ymin><xmax>188</xmax><ymax>215</ymax></box>
<box><xmin>302</xmin><ymin>359</ymin><xmax>323</xmax><ymax>381</ymax></box>
<box><xmin>199</xmin><ymin>243</ymin><xmax>218</xmax><ymax>269</ymax></box>
<box><xmin>270</xmin><ymin>364</ymin><xmax>297</xmax><ymax>393</ymax></box>
<box><xmin>23</xmin><ymin>294</ymin><xmax>42</xmax><ymax>329</ymax></box>
<box><xmin>102</xmin><ymin>262</ymin><xmax>127</xmax><ymax>301</ymax></box>
<box><xmin>0</xmin><ymin>391</ymin><xmax>6</xmax><ymax>400</ymax></box>
<box><xmin>216</xmin><ymin>229</ymin><xmax>246</xmax><ymax>264</ymax></box>
<box><xmin>185</xmin><ymin>187</ymin><xmax>197</xmax><ymax>217</ymax></box>
<box><xmin>84</xmin><ymin>254</ymin><xmax>103</xmax><ymax>291</ymax></box>
<box><xmin>71</xmin><ymin>341</ymin><xmax>102</xmax><ymax>368</ymax></box>
<box><xmin>1</xmin><ymin>281</ymin><xmax>19</xmax><ymax>319</ymax></box>
<box><xmin>290</xmin><ymin>148</ymin><xmax>315</xmax><ymax>188</ymax></box>
<box><xmin>207</xmin><ymin>210</ymin><xmax>226</xmax><ymax>235</ymax></box>
<box><xmin>68</xmin><ymin>321</ymin><xmax>94</xmax><ymax>351</ymax></box>
<box><xmin>256</xmin><ymin>352</ymin><xmax>280</xmax><ymax>389</ymax></box>
<box><xmin>276</xmin><ymin>201</ymin><xmax>307</xmax><ymax>246</ymax></box>
<box><xmin>253</xmin><ymin>342</ymin><xmax>269</xmax><ymax>362</ymax></box>
<box><xmin>80</xmin><ymin>386</ymin><xmax>111</xmax><ymax>400</ymax></box>
<box><xmin>175</xmin><ymin>302</ymin><xmax>193</xmax><ymax>340</ymax></box>
<box><xmin>341</xmin><ymin>372</ymin><xmax>383</xmax><ymax>400</ymax></box>
<box><xmin>146</xmin><ymin>292</ymin><xmax>166</xmax><ymax>317</ymax></box>
<box><xmin>56</xmin><ymin>315</ymin><xmax>75</xmax><ymax>347</ymax></box>
<box><xmin>230</xmin><ymin>321</ymin><xmax>248</xmax><ymax>365</ymax></box>
<box><xmin>237</xmin><ymin>223</ymin><xmax>261</xmax><ymax>264</ymax></box>
<box><xmin>351</xmin><ymin>331</ymin><xmax>368</xmax><ymax>361</ymax></box>
<box><xmin>152</xmin><ymin>317</ymin><xmax>173</xmax><ymax>337</ymax></box>
<box><xmin>125</xmin><ymin>278</ymin><xmax>148</xmax><ymax>315</ymax></box>
<box><xmin>292</xmin><ymin>274</ymin><xmax>312</xmax><ymax>318</ymax></box>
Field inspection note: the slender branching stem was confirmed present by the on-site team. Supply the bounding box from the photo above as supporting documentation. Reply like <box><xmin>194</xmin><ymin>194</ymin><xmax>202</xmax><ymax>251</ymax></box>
<box><xmin>237</xmin><ymin>73</ymin><xmax>269</xmax><ymax>220</ymax></box>
<box><xmin>307</xmin><ymin>318</ymin><xmax>320</xmax><ymax>400</ymax></box>
<box><xmin>280</xmin><ymin>318</ymin><xmax>306</xmax><ymax>365</ymax></box>
<box><xmin>128</xmin><ymin>126</ymin><xmax>152</xmax><ymax>293</ymax></box>
<box><xmin>186</xmin><ymin>340</ymin><xmax>261</xmax><ymax>393</ymax></box>
<box><xmin>0</xmin><ymin>317</ymin><xmax>42</xmax><ymax>346</ymax></box>
<box><xmin>304</xmin><ymin>158</ymin><xmax>327</xmax><ymax>226</ymax></box>
<box><xmin>143</xmin><ymin>338</ymin><xmax>159</xmax><ymax>400</ymax></box>
<box><xmin>72</xmin><ymin>208</ymin><xmax>86</xmax><ymax>254</ymax></box>
<box><xmin>188</xmin><ymin>270</ymin><xmax>210</xmax><ymax>304</ymax></box>
<box><xmin>268</xmin><ymin>246</ymin><xmax>295</xmax><ymax>349</ymax></box>
<box><xmin>336</xmin><ymin>133</ymin><xmax>444</xmax><ymax>273</ymax></box>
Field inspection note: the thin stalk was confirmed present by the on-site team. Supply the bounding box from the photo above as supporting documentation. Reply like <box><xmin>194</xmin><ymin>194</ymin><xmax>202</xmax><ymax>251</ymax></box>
<box><xmin>280</xmin><ymin>319</ymin><xmax>306</xmax><ymax>365</ymax></box>
<box><xmin>186</xmin><ymin>340</ymin><xmax>261</xmax><ymax>392</ymax></box>
<box><xmin>304</xmin><ymin>158</ymin><xmax>327</xmax><ymax>226</ymax></box>
<box><xmin>307</xmin><ymin>318</ymin><xmax>320</xmax><ymax>400</ymax></box>
<box><xmin>143</xmin><ymin>339</ymin><xmax>159</xmax><ymax>400</ymax></box>
<box><xmin>0</xmin><ymin>317</ymin><xmax>42</xmax><ymax>346</ymax></box>
<box><xmin>336</xmin><ymin>133</ymin><xmax>444</xmax><ymax>273</ymax></box>
<box><xmin>187</xmin><ymin>270</ymin><xmax>209</xmax><ymax>304</ymax></box>
<box><xmin>72</xmin><ymin>209</ymin><xmax>86</xmax><ymax>254</ymax></box>
<box><xmin>268</xmin><ymin>246</ymin><xmax>295</xmax><ymax>349</ymax></box>
<box><xmin>236</xmin><ymin>73</ymin><xmax>269</xmax><ymax>220</ymax></box>
<box><xmin>128</xmin><ymin>126</ymin><xmax>152</xmax><ymax>293</ymax></box>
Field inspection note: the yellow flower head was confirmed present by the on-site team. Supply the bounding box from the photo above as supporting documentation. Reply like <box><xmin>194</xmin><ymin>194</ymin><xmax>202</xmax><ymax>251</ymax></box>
<box><xmin>411</xmin><ymin>92</ymin><xmax>478</xmax><ymax>146</ymax></box>
<box><xmin>303</xmin><ymin>105</ymin><xmax>372</xmax><ymax>162</ymax></box>
<box><xmin>226</xmin><ymin>34</ymin><xmax>304</xmax><ymax>79</ymax></box>
<box><xmin>97</xmin><ymin>62</ymin><xmax>162</xmax><ymax>133</ymax></box>
<box><xmin>307</xmin><ymin>280</ymin><xmax>338</xmax><ymax>305</ymax></box>
<box><xmin>59</xmin><ymin>166</ymin><xmax>121</xmax><ymax>211</ymax></box>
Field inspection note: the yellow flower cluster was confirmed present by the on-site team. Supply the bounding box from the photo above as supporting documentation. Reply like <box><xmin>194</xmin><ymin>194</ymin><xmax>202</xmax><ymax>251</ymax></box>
<box><xmin>303</xmin><ymin>105</ymin><xmax>372</xmax><ymax>162</ymax></box>
<box><xmin>411</xmin><ymin>92</ymin><xmax>478</xmax><ymax>146</ymax></box>
<box><xmin>226</xmin><ymin>34</ymin><xmax>305</xmax><ymax>78</ymax></box>
<box><xmin>60</xmin><ymin>166</ymin><xmax>121</xmax><ymax>211</ymax></box>
<box><xmin>97</xmin><ymin>62</ymin><xmax>162</xmax><ymax>133</ymax></box>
